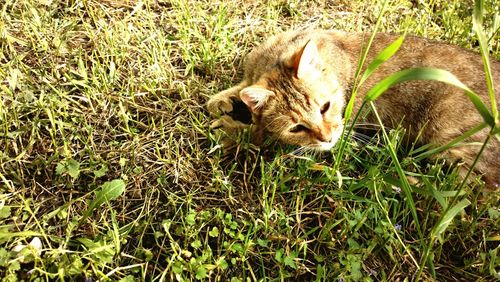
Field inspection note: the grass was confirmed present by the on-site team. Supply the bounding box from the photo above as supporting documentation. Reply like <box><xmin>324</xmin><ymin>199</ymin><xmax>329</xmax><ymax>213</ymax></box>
<box><xmin>0</xmin><ymin>0</ymin><xmax>499</xmax><ymax>280</ymax></box>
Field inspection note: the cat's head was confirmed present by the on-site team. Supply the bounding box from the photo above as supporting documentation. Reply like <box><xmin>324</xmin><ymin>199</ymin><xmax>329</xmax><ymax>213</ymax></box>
<box><xmin>240</xmin><ymin>40</ymin><xmax>345</xmax><ymax>151</ymax></box>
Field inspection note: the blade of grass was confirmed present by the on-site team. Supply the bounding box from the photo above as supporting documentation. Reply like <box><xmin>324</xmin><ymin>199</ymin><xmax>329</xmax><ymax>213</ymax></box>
<box><xmin>412</xmin><ymin>122</ymin><xmax>487</xmax><ymax>161</ymax></box>
<box><xmin>358</xmin><ymin>34</ymin><xmax>406</xmax><ymax>87</ymax></box>
<box><xmin>416</xmin><ymin>131</ymin><xmax>492</xmax><ymax>280</ymax></box>
<box><xmin>335</xmin><ymin>0</ymin><xmax>390</xmax><ymax>171</ymax></box>
<box><xmin>417</xmin><ymin>198</ymin><xmax>471</xmax><ymax>280</ymax></box>
<box><xmin>369</xmin><ymin>101</ymin><xmax>423</xmax><ymax>241</ymax></box>
<box><xmin>343</xmin><ymin>0</ymin><xmax>392</xmax><ymax>122</ymax></box>
<box><xmin>431</xmin><ymin>198</ymin><xmax>471</xmax><ymax>242</ymax></box>
<box><xmin>372</xmin><ymin>181</ymin><xmax>420</xmax><ymax>269</ymax></box>
<box><xmin>473</xmin><ymin>0</ymin><xmax>497</xmax><ymax>121</ymax></box>
<box><xmin>364</xmin><ymin>67</ymin><xmax>495</xmax><ymax>127</ymax></box>
<box><xmin>362</xmin><ymin>67</ymin><xmax>492</xmax><ymax>251</ymax></box>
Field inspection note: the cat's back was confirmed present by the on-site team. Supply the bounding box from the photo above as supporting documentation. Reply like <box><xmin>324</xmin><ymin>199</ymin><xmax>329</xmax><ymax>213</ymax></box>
<box><xmin>416</xmin><ymin>37</ymin><xmax>500</xmax><ymax>97</ymax></box>
<box><xmin>365</xmin><ymin>33</ymin><xmax>499</xmax><ymax>94</ymax></box>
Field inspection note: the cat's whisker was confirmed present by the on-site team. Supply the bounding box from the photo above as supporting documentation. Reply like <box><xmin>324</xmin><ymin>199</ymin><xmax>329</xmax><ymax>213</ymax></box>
<box><xmin>357</xmin><ymin>134</ymin><xmax>383</xmax><ymax>147</ymax></box>
<box><xmin>281</xmin><ymin>145</ymin><xmax>316</xmax><ymax>165</ymax></box>
<box><xmin>348</xmin><ymin>126</ymin><xmax>379</xmax><ymax>131</ymax></box>
<box><xmin>274</xmin><ymin>128</ymin><xmax>290</xmax><ymax>142</ymax></box>
<box><xmin>263</xmin><ymin>116</ymin><xmax>289</xmax><ymax>132</ymax></box>
<box><xmin>341</xmin><ymin>130</ymin><xmax>378</xmax><ymax>146</ymax></box>
<box><xmin>303</xmin><ymin>144</ymin><xmax>323</xmax><ymax>152</ymax></box>
<box><xmin>346</xmin><ymin>122</ymin><xmax>393</xmax><ymax>132</ymax></box>
<box><xmin>351</xmin><ymin>122</ymin><xmax>383</xmax><ymax>127</ymax></box>
<box><xmin>351</xmin><ymin>135</ymin><xmax>370</xmax><ymax>145</ymax></box>
<box><xmin>290</xmin><ymin>146</ymin><xmax>307</xmax><ymax>156</ymax></box>
<box><xmin>350</xmin><ymin>121</ymin><xmax>384</xmax><ymax>126</ymax></box>
<box><xmin>312</xmin><ymin>148</ymin><xmax>322</xmax><ymax>159</ymax></box>
<box><xmin>354</xmin><ymin>132</ymin><xmax>374</xmax><ymax>140</ymax></box>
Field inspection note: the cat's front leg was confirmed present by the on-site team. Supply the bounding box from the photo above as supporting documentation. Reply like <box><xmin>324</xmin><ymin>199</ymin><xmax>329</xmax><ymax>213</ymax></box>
<box><xmin>208</xmin><ymin>81</ymin><xmax>264</xmax><ymax>147</ymax></box>
<box><xmin>210</xmin><ymin>115</ymin><xmax>253</xmax><ymax>148</ymax></box>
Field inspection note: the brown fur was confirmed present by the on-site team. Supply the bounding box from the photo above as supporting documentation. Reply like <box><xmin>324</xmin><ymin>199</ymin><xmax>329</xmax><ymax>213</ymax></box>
<box><xmin>207</xmin><ymin>29</ymin><xmax>500</xmax><ymax>189</ymax></box>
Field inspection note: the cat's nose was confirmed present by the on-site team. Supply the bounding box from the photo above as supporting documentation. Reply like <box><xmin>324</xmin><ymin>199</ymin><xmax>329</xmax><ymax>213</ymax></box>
<box><xmin>313</xmin><ymin>127</ymin><xmax>332</xmax><ymax>143</ymax></box>
<box><xmin>317</xmin><ymin>133</ymin><xmax>332</xmax><ymax>143</ymax></box>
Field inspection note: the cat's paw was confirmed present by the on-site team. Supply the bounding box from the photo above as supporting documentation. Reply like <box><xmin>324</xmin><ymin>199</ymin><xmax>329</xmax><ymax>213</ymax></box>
<box><xmin>207</xmin><ymin>84</ymin><xmax>249</xmax><ymax>116</ymax></box>
<box><xmin>207</xmin><ymin>96</ymin><xmax>234</xmax><ymax>116</ymax></box>
<box><xmin>210</xmin><ymin>115</ymin><xmax>252</xmax><ymax>148</ymax></box>
<box><xmin>210</xmin><ymin>115</ymin><xmax>249</xmax><ymax>132</ymax></box>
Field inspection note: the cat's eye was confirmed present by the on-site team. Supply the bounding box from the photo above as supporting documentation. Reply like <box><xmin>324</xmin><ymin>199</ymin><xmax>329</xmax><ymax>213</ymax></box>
<box><xmin>320</xmin><ymin>102</ymin><xmax>330</xmax><ymax>114</ymax></box>
<box><xmin>289</xmin><ymin>124</ymin><xmax>308</xmax><ymax>133</ymax></box>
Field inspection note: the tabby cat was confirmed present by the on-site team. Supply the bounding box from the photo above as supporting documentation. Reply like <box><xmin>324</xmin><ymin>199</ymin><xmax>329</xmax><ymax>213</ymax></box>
<box><xmin>207</xmin><ymin>29</ymin><xmax>500</xmax><ymax>189</ymax></box>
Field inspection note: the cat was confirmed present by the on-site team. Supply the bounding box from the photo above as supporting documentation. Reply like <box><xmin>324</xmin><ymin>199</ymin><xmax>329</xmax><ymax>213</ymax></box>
<box><xmin>207</xmin><ymin>29</ymin><xmax>500</xmax><ymax>189</ymax></box>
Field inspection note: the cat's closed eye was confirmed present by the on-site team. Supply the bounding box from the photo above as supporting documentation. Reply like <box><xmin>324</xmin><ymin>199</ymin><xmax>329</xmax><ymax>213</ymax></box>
<box><xmin>320</xmin><ymin>102</ymin><xmax>330</xmax><ymax>114</ymax></box>
<box><xmin>289</xmin><ymin>124</ymin><xmax>308</xmax><ymax>133</ymax></box>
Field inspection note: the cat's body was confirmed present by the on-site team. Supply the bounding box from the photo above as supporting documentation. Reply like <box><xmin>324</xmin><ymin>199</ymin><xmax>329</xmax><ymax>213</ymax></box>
<box><xmin>208</xmin><ymin>29</ymin><xmax>500</xmax><ymax>188</ymax></box>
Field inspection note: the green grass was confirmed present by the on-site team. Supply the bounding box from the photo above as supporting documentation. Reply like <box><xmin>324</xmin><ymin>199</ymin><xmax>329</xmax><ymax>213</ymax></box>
<box><xmin>0</xmin><ymin>0</ymin><xmax>499</xmax><ymax>281</ymax></box>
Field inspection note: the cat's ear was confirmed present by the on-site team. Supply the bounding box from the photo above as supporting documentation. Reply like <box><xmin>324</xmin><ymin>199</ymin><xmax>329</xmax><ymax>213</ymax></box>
<box><xmin>240</xmin><ymin>86</ymin><xmax>274</xmax><ymax>113</ymax></box>
<box><xmin>293</xmin><ymin>40</ymin><xmax>322</xmax><ymax>80</ymax></box>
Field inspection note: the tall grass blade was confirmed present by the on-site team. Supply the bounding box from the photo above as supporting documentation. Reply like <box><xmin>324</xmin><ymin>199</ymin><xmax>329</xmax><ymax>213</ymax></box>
<box><xmin>343</xmin><ymin>0</ymin><xmax>390</xmax><ymax>122</ymax></box>
<box><xmin>417</xmin><ymin>197</ymin><xmax>472</xmax><ymax>280</ymax></box>
<box><xmin>336</xmin><ymin>0</ymin><xmax>390</xmax><ymax>171</ymax></box>
<box><xmin>473</xmin><ymin>0</ymin><xmax>497</xmax><ymax>121</ymax></box>
<box><xmin>364</xmin><ymin>68</ymin><xmax>495</xmax><ymax>127</ymax></box>
<box><xmin>358</xmin><ymin>34</ymin><xmax>406</xmax><ymax>86</ymax></box>
<box><xmin>369</xmin><ymin>102</ymin><xmax>423</xmax><ymax>240</ymax></box>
